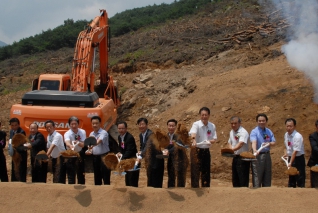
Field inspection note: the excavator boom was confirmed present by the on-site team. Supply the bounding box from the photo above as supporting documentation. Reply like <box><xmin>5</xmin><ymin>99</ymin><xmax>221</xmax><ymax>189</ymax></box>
<box><xmin>71</xmin><ymin>9</ymin><xmax>110</xmax><ymax>94</ymax></box>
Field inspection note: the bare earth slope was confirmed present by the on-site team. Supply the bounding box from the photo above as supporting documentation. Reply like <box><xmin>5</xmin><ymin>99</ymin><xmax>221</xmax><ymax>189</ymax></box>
<box><xmin>1</xmin><ymin>182</ymin><xmax>318</xmax><ymax>213</ymax></box>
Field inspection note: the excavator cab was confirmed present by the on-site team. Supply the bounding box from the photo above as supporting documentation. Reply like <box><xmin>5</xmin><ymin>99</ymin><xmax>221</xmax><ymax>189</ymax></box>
<box><xmin>32</xmin><ymin>74</ymin><xmax>71</xmax><ymax>91</ymax></box>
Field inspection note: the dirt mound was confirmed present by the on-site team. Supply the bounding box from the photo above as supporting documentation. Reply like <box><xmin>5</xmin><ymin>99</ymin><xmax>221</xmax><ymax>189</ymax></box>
<box><xmin>104</xmin><ymin>153</ymin><xmax>119</xmax><ymax>170</ymax></box>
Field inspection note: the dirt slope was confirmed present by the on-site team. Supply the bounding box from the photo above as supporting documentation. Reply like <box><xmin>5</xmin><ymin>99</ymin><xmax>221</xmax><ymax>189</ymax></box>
<box><xmin>1</xmin><ymin>182</ymin><xmax>318</xmax><ymax>213</ymax></box>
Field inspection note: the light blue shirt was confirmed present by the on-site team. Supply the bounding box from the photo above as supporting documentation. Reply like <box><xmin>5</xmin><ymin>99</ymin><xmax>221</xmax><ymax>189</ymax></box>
<box><xmin>250</xmin><ymin>126</ymin><xmax>275</xmax><ymax>152</ymax></box>
<box><xmin>89</xmin><ymin>128</ymin><xmax>109</xmax><ymax>155</ymax></box>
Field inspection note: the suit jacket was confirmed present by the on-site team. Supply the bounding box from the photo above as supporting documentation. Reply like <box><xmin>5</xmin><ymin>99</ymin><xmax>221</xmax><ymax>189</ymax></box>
<box><xmin>118</xmin><ymin>132</ymin><xmax>137</xmax><ymax>159</ymax></box>
<box><xmin>308</xmin><ymin>131</ymin><xmax>318</xmax><ymax>167</ymax></box>
<box><xmin>29</xmin><ymin>132</ymin><xmax>47</xmax><ymax>158</ymax></box>
<box><xmin>165</xmin><ymin>133</ymin><xmax>179</xmax><ymax>154</ymax></box>
<box><xmin>9</xmin><ymin>127</ymin><xmax>26</xmax><ymax>156</ymax></box>
<box><xmin>10</xmin><ymin>127</ymin><xmax>26</xmax><ymax>139</ymax></box>
<box><xmin>139</xmin><ymin>129</ymin><xmax>153</xmax><ymax>156</ymax></box>
<box><xmin>165</xmin><ymin>133</ymin><xmax>186</xmax><ymax>153</ymax></box>
<box><xmin>0</xmin><ymin>131</ymin><xmax>6</xmax><ymax>151</ymax></box>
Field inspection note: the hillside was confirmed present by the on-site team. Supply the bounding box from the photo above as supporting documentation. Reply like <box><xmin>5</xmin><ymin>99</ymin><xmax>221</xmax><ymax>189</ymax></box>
<box><xmin>0</xmin><ymin>40</ymin><xmax>6</xmax><ymax>47</ymax></box>
<box><xmin>0</xmin><ymin>0</ymin><xmax>317</xmax><ymax>190</ymax></box>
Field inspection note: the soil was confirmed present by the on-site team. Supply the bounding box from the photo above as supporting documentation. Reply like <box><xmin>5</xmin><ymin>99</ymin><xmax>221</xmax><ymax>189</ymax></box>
<box><xmin>0</xmin><ymin>1</ymin><xmax>317</xmax><ymax>212</ymax></box>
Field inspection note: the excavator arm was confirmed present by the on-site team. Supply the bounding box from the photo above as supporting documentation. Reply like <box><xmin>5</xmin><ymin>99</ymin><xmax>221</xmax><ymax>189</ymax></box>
<box><xmin>71</xmin><ymin>9</ymin><xmax>119</xmax><ymax>106</ymax></box>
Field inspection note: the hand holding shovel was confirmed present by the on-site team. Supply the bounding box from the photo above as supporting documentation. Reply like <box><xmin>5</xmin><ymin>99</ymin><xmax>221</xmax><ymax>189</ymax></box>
<box><xmin>84</xmin><ymin>137</ymin><xmax>97</xmax><ymax>155</ymax></box>
<box><xmin>113</xmin><ymin>153</ymin><xmax>126</xmax><ymax>176</ymax></box>
<box><xmin>281</xmin><ymin>156</ymin><xmax>290</xmax><ymax>169</ymax></box>
<box><xmin>254</xmin><ymin>143</ymin><xmax>270</xmax><ymax>156</ymax></box>
<box><xmin>133</xmin><ymin>153</ymin><xmax>142</xmax><ymax>170</ymax></box>
<box><xmin>281</xmin><ymin>155</ymin><xmax>299</xmax><ymax>176</ymax></box>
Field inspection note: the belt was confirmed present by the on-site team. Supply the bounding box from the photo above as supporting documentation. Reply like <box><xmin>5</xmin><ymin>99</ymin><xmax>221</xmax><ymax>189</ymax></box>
<box><xmin>96</xmin><ymin>152</ymin><xmax>109</xmax><ymax>156</ymax></box>
<box><xmin>198</xmin><ymin>148</ymin><xmax>210</xmax><ymax>151</ymax></box>
<box><xmin>259</xmin><ymin>151</ymin><xmax>270</xmax><ymax>154</ymax></box>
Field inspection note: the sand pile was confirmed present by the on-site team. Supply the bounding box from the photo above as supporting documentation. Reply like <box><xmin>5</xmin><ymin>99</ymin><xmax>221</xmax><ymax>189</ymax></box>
<box><xmin>221</xmin><ymin>148</ymin><xmax>234</xmax><ymax>154</ymax></box>
<box><xmin>104</xmin><ymin>153</ymin><xmax>119</xmax><ymax>170</ymax></box>
<box><xmin>240</xmin><ymin>152</ymin><xmax>256</xmax><ymax>159</ymax></box>
<box><xmin>119</xmin><ymin>158</ymin><xmax>136</xmax><ymax>171</ymax></box>
<box><xmin>284</xmin><ymin>167</ymin><xmax>299</xmax><ymax>176</ymax></box>
<box><xmin>310</xmin><ymin>166</ymin><xmax>318</xmax><ymax>172</ymax></box>
<box><xmin>60</xmin><ymin>150</ymin><xmax>80</xmax><ymax>158</ymax></box>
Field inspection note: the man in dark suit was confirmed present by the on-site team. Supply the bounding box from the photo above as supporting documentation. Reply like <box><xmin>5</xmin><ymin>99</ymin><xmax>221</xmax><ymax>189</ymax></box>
<box><xmin>8</xmin><ymin>117</ymin><xmax>27</xmax><ymax>182</ymax></box>
<box><xmin>138</xmin><ymin>117</ymin><xmax>164</xmax><ymax>188</ymax></box>
<box><xmin>308</xmin><ymin>120</ymin><xmax>318</xmax><ymax>187</ymax></box>
<box><xmin>0</xmin><ymin>121</ymin><xmax>8</xmax><ymax>182</ymax></box>
<box><xmin>138</xmin><ymin>118</ymin><xmax>153</xmax><ymax>156</ymax></box>
<box><xmin>117</xmin><ymin>121</ymin><xmax>138</xmax><ymax>186</ymax></box>
<box><xmin>164</xmin><ymin>119</ymin><xmax>188</xmax><ymax>188</ymax></box>
<box><xmin>26</xmin><ymin>123</ymin><xmax>47</xmax><ymax>183</ymax></box>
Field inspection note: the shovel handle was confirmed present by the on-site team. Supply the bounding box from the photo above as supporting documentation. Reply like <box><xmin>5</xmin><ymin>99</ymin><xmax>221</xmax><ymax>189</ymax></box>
<box><xmin>281</xmin><ymin>156</ymin><xmax>290</xmax><ymax>168</ymax></box>
<box><xmin>116</xmin><ymin>154</ymin><xmax>122</xmax><ymax>162</ymax></box>
<box><xmin>254</xmin><ymin>143</ymin><xmax>270</xmax><ymax>156</ymax></box>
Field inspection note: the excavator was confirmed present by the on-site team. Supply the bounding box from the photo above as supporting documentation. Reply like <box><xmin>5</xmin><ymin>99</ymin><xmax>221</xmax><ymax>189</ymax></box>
<box><xmin>10</xmin><ymin>9</ymin><xmax>120</xmax><ymax>150</ymax></box>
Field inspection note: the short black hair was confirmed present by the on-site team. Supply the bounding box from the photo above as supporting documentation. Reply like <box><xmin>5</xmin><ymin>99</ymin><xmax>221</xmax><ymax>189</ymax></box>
<box><xmin>167</xmin><ymin>119</ymin><xmax>178</xmax><ymax>126</ymax></box>
<box><xmin>91</xmin><ymin>116</ymin><xmax>101</xmax><ymax>122</ymax></box>
<box><xmin>230</xmin><ymin>116</ymin><xmax>242</xmax><ymax>123</ymax></box>
<box><xmin>68</xmin><ymin>116</ymin><xmax>79</xmax><ymax>125</ymax></box>
<box><xmin>256</xmin><ymin>113</ymin><xmax>268</xmax><ymax>122</ymax></box>
<box><xmin>117</xmin><ymin>121</ymin><xmax>127</xmax><ymax>128</ymax></box>
<box><xmin>285</xmin><ymin>118</ymin><xmax>296</xmax><ymax>125</ymax></box>
<box><xmin>137</xmin><ymin>117</ymin><xmax>148</xmax><ymax>125</ymax></box>
<box><xmin>29</xmin><ymin>123</ymin><xmax>39</xmax><ymax>129</ymax></box>
<box><xmin>44</xmin><ymin>120</ymin><xmax>55</xmax><ymax>127</ymax></box>
<box><xmin>9</xmin><ymin>117</ymin><xmax>20</xmax><ymax>125</ymax></box>
<box><xmin>199</xmin><ymin>107</ymin><xmax>210</xmax><ymax>115</ymax></box>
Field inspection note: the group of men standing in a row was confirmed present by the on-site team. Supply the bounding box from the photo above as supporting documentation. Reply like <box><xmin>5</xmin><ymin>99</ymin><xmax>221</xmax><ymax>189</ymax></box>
<box><xmin>1</xmin><ymin>106</ymin><xmax>318</xmax><ymax>188</ymax></box>
<box><xmin>228</xmin><ymin>112</ymin><xmax>318</xmax><ymax>188</ymax></box>
<box><xmin>0</xmin><ymin>116</ymin><xmax>112</xmax><ymax>185</ymax></box>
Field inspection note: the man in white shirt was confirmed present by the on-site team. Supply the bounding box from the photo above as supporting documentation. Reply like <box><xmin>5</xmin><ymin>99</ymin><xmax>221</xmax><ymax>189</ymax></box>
<box><xmin>45</xmin><ymin>120</ymin><xmax>66</xmax><ymax>183</ymax></box>
<box><xmin>64</xmin><ymin>116</ymin><xmax>86</xmax><ymax>184</ymax></box>
<box><xmin>189</xmin><ymin>107</ymin><xmax>217</xmax><ymax>188</ymax></box>
<box><xmin>228</xmin><ymin>116</ymin><xmax>250</xmax><ymax>187</ymax></box>
<box><xmin>89</xmin><ymin>115</ymin><xmax>111</xmax><ymax>185</ymax></box>
<box><xmin>283</xmin><ymin>118</ymin><xmax>306</xmax><ymax>187</ymax></box>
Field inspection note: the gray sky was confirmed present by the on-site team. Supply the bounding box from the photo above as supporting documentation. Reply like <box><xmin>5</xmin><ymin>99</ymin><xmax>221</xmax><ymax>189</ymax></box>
<box><xmin>0</xmin><ymin>0</ymin><xmax>175</xmax><ymax>45</ymax></box>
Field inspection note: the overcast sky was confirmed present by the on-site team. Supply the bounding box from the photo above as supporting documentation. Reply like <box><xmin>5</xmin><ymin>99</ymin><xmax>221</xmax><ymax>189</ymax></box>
<box><xmin>0</xmin><ymin>0</ymin><xmax>175</xmax><ymax>45</ymax></box>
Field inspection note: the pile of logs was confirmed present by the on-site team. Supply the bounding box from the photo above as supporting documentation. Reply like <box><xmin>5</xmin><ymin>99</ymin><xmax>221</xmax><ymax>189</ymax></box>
<box><xmin>209</xmin><ymin>19</ymin><xmax>290</xmax><ymax>45</ymax></box>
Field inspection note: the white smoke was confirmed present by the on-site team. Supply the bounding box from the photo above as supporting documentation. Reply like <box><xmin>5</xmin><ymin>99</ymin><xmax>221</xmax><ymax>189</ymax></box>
<box><xmin>262</xmin><ymin>0</ymin><xmax>318</xmax><ymax>101</ymax></box>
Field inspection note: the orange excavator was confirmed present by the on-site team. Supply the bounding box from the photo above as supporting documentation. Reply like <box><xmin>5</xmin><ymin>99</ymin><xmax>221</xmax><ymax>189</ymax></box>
<box><xmin>10</xmin><ymin>9</ymin><xmax>120</xmax><ymax>144</ymax></box>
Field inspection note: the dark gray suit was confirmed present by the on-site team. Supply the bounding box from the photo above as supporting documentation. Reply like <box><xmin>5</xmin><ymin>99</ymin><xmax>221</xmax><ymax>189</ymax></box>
<box><xmin>308</xmin><ymin>131</ymin><xmax>318</xmax><ymax>187</ymax></box>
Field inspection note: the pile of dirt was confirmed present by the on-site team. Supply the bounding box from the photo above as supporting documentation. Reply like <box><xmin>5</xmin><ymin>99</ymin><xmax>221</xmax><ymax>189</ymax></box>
<box><xmin>285</xmin><ymin>167</ymin><xmax>299</xmax><ymax>176</ymax></box>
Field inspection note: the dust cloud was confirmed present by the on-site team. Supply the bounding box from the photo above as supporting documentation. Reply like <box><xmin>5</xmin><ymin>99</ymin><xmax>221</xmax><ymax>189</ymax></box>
<box><xmin>261</xmin><ymin>0</ymin><xmax>318</xmax><ymax>101</ymax></box>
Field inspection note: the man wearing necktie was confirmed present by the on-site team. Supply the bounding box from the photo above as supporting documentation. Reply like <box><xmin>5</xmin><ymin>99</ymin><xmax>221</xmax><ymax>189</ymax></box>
<box><xmin>0</xmin><ymin>121</ymin><xmax>8</xmax><ymax>182</ymax></box>
<box><xmin>138</xmin><ymin>117</ymin><xmax>164</xmax><ymax>188</ymax></box>
<box><xmin>117</xmin><ymin>121</ymin><xmax>138</xmax><ymax>186</ymax></box>
<box><xmin>8</xmin><ymin>117</ymin><xmax>27</xmax><ymax>182</ymax></box>
<box><xmin>164</xmin><ymin>119</ymin><xmax>189</xmax><ymax>187</ymax></box>
<box><xmin>26</xmin><ymin>123</ymin><xmax>47</xmax><ymax>182</ymax></box>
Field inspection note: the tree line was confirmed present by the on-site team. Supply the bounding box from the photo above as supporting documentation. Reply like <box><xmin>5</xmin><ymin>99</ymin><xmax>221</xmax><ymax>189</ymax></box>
<box><xmin>0</xmin><ymin>0</ymin><xmax>216</xmax><ymax>61</ymax></box>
